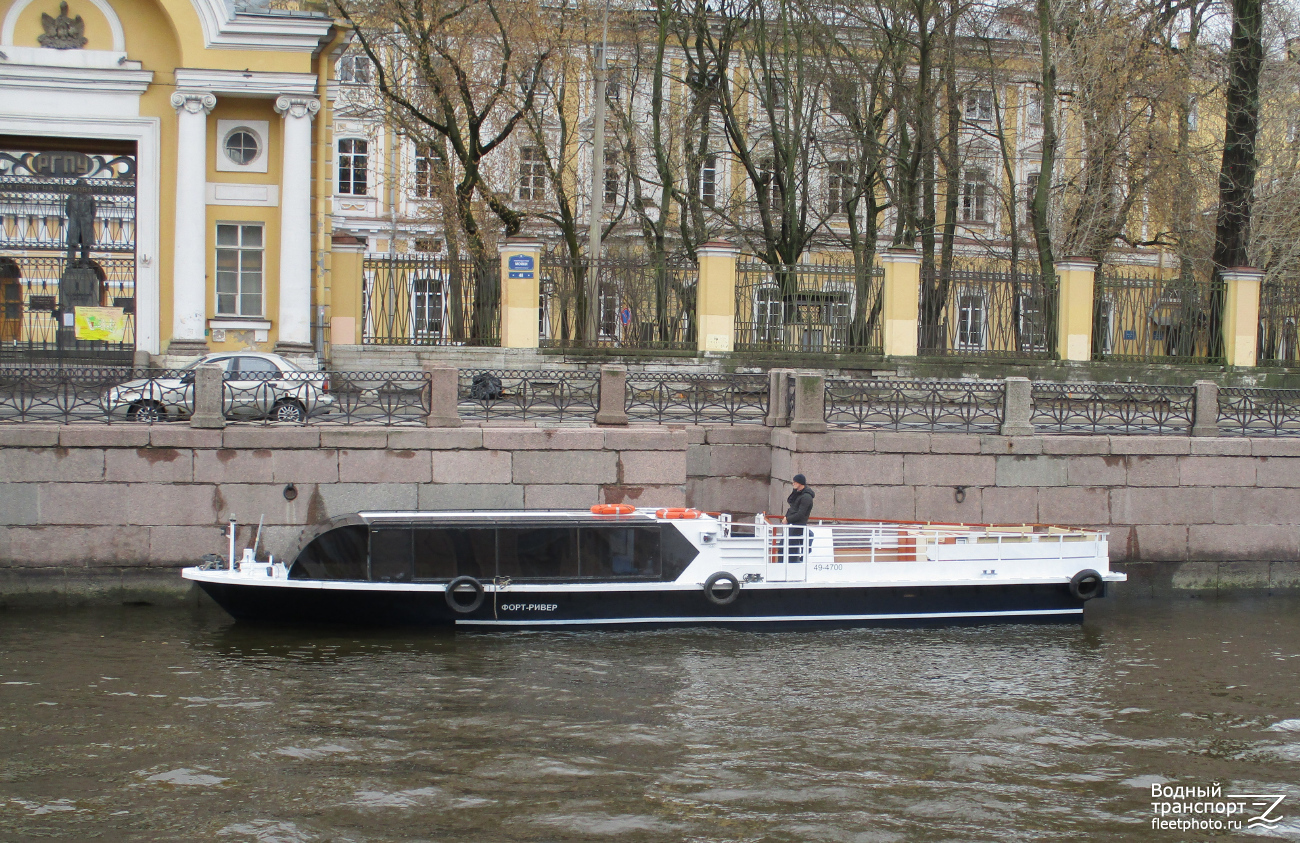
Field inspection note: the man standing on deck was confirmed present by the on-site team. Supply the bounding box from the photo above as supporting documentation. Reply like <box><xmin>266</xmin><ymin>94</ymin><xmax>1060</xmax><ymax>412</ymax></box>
<box><xmin>785</xmin><ymin>474</ymin><xmax>815</xmax><ymax>564</ymax></box>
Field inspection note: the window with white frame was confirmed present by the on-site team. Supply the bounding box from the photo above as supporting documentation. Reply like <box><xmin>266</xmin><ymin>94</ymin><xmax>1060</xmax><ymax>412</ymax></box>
<box><xmin>1186</xmin><ymin>98</ymin><xmax>1199</xmax><ymax>132</ymax></box>
<box><xmin>338</xmin><ymin>138</ymin><xmax>369</xmax><ymax>195</ymax></box>
<box><xmin>828</xmin><ymin>161</ymin><xmax>851</xmax><ymax>215</ymax></box>
<box><xmin>338</xmin><ymin>54</ymin><xmax>372</xmax><ymax>84</ymax></box>
<box><xmin>956</xmin><ymin>292</ymin><xmax>987</xmax><ymax>349</ymax></box>
<box><xmin>605</xmin><ymin>69</ymin><xmax>623</xmax><ymax>102</ymax></box>
<box><xmin>1094</xmin><ymin>296</ymin><xmax>1114</xmax><ymax>355</ymax></box>
<box><xmin>765</xmin><ymin>76</ymin><xmax>787</xmax><ymax>111</ymax></box>
<box><xmin>518</xmin><ymin>146</ymin><xmax>547</xmax><ymax>201</ymax></box>
<box><xmin>700</xmin><ymin>154</ymin><xmax>717</xmax><ymax>207</ymax></box>
<box><xmin>215</xmin><ymin>223</ymin><xmax>263</xmax><ymax>317</ymax></box>
<box><xmin>414</xmin><ymin>144</ymin><xmax>434</xmax><ymax>198</ymax></box>
<box><xmin>1024</xmin><ymin>171</ymin><xmax>1039</xmax><ymax>227</ymax></box>
<box><xmin>962</xmin><ymin>167</ymin><xmax>989</xmax><ymax>223</ymax></box>
<box><xmin>604</xmin><ymin>150</ymin><xmax>619</xmax><ymax>205</ymax></box>
<box><xmin>828</xmin><ymin>79</ymin><xmax>857</xmax><ymax>117</ymax></box>
<box><xmin>412</xmin><ymin>276</ymin><xmax>445</xmax><ymax>339</ymax></box>
<box><xmin>965</xmin><ymin>90</ymin><xmax>993</xmax><ymax>122</ymax></box>
<box><xmin>759</xmin><ymin>156</ymin><xmax>785</xmax><ymax>217</ymax></box>
<box><xmin>755</xmin><ymin>284</ymin><xmax>783</xmax><ymax>343</ymax></box>
<box><xmin>1027</xmin><ymin>90</ymin><xmax>1042</xmax><ymax>125</ymax></box>
<box><xmin>597</xmin><ymin>282</ymin><xmax>619</xmax><ymax>339</ymax></box>
<box><xmin>1016</xmin><ymin>291</ymin><xmax>1048</xmax><ymax>352</ymax></box>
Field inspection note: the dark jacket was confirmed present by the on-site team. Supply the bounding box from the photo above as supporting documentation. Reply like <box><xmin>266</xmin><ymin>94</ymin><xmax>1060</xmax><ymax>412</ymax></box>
<box><xmin>785</xmin><ymin>486</ymin><xmax>815</xmax><ymax>526</ymax></box>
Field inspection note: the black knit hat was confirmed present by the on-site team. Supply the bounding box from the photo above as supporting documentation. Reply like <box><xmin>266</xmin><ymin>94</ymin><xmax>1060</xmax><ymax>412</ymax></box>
<box><xmin>793</xmin><ymin>474</ymin><xmax>807</xmax><ymax>485</ymax></box>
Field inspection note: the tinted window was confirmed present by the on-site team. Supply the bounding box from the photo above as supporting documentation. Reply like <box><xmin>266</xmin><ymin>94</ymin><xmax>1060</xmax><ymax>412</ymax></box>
<box><xmin>290</xmin><ymin>525</ymin><xmax>368</xmax><ymax>580</ymax></box>
<box><xmin>236</xmin><ymin>356</ymin><xmax>279</xmax><ymax>377</ymax></box>
<box><xmin>370</xmin><ymin>529</ymin><xmax>413</xmax><ymax>582</ymax></box>
<box><xmin>579</xmin><ymin>526</ymin><xmax>660</xmax><ymax>579</ymax></box>
<box><xmin>413</xmin><ymin>527</ymin><xmax>494</xmax><ymax>580</ymax></box>
<box><xmin>496</xmin><ymin>527</ymin><xmax>579</xmax><ymax>579</ymax></box>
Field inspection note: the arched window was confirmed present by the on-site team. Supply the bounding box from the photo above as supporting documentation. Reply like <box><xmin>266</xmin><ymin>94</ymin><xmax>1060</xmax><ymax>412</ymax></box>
<box><xmin>338</xmin><ymin>139</ymin><xmax>369</xmax><ymax>195</ymax></box>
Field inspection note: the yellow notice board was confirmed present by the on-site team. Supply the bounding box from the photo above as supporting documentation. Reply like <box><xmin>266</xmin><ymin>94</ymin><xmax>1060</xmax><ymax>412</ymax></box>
<box><xmin>74</xmin><ymin>307</ymin><xmax>128</xmax><ymax>342</ymax></box>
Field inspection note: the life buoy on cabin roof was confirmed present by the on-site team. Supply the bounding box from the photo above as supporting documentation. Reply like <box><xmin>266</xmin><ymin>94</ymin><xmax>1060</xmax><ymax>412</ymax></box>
<box><xmin>590</xmin><ymin>504</ymin><xmax>636</xmax><ymax>515</ymax></box>
<box><xmin>655</xmin><ymin>508</ymin><xmax>702</xmax><ymax>519</ymax></box>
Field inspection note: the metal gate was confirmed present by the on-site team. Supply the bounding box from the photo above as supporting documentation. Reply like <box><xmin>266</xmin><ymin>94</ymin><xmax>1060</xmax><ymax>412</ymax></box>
<box><xmin>0</xmin><ymin>147</ymin><xmax>137</xmax><ymax>365</ymax></box>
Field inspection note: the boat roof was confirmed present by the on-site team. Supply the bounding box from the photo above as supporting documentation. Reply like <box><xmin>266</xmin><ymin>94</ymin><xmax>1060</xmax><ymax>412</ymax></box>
<box><xmin>356</xmin><ymin>509</ymin><xmax>666</xmax><ymax>523</ymax></box>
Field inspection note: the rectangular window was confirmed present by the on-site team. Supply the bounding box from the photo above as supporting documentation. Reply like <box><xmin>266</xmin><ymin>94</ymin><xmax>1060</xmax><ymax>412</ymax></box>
<box><xmin>412</xmin><ymin>527</ymin><xmax>495</xmax><ymax>580</ymax></box>
<box><xmin>957</xmin><ymin>293</ymin><xmax>986</xmax><ymax>349</ymax></box>
<box><xmin>1016</xmin><ymin>292</ymin><xmax>1048</xmax><ymax>352</ymax></box>
<box><xmin>605</xmin><ymin>69</ymin><xmax>623</xmax><ymax>102</ymax></box>
<box><xmin>337</xmin><ymin>54</ymin><xmax>372</xmax><ymax>84</ymax></box>
<box><xmin>1027</xmin><ymin>90</ymin><xmax>1042</xmax><ymax>125</ymax></box>
<box><xmin>215</xmin><ymin>223</ymin><xmax>263</xmax><ymax>316</ymax></box>
<box><xmin>962</xmin><ymin>168</ymin><xmax>989</xmax><ymax>223</ymax></box>
<box><xmin>370</xmin><ymin>529</ymin><xmax>413</xmax><ymax>582</ymax></box>
<box><xmin>755</xmin><ymin>285</ymin><xmax>782</xmax><ymax>343</ymax></box>
<box><xmin>413</xmin><ymin>144</ymin><xmax>433</xmax><ymax>198</ymax></box>
<box><xmin>965</xmin><ymin>90</ymin><xmax>993</xmax><ymax>122</ymax></box>
<box><xmin>829</xmin><ymin>80</ymin><xmax>857</xmax><ymax>116</ymax></box>
<box><xmin>827</xmin><ymin>161</ymin><xmax>851</xmax><ymax>215</ymax></box>
<box><xmin>518</xmin><ymin>145</ymin><xmax>547</xmax><ymax>201</ymax></box>
<box><xmin>1024</xmin><ymin>172</ymin><xmax>1039</xmax><ymax>227</ymax></box>
<box><xmin>578</xmin><ymin>526</ymin><xmax>661</xmax><ymax>578</ymax></box>
<box><xmin>597</xmin><ymin>282</ymin><xmax>619</xmax><ymax>338</ymax></box>
<box><xmin>766</xmin><ymin>76</ymin><xmax>787</xmax><ymax>111</ymax></box>
<box><xmin>497</xmin><ymin>527</ymin><xmax>579</xmax><ymax>579</ymax></box>
<box><xmin>700</xmin><ymin>154</ymin><xmax>717</xmax><ymax>207</ymax></box>
<box><xmin>338</xmin><ymin>138</ymin><xmax>369</xmax><ymax>195</ymax></box>
<box><xmin>413</xmin><ymin>276</ymin><xmax>444</xmax><ymax>339</ymax></box>
<box><xmin>604</xmin><ymin>150</ymin><xmax>619</xmax><ymax>205</ymax></box>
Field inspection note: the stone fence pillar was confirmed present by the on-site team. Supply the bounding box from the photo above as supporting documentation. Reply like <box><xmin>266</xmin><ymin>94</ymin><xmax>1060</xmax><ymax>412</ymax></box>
<box><xmin>696</xmin><ymin>241</ymin><xmax>739</xmax><ymax>353</ymax></box>
<box><xmin>790</xmin><ymin>372</ymin><xmax>827</xmax><ymax>433</ymax></box>
<box><xmin>423</xmin><ymin>364</ymin><xmax>461</xmax><ymax>428</ymax></box>
<box><xmin>1001</xmin><ymin>376</ymin><xmax>1034</xmax><ymax>436</ymax></box>
<box><xmin>1192</xmin><ymin>379</ymin><xmax>1221</xmax><ymax>437</ymax></box>
<box><xmin>1055</xmin><ymin>258</ymin><xmax>1097</xmax><ymax>362</ymax></box>
<box><xmin>766</xmin><ymin>368</ymin><xmax>793</xmax><ymax>427</ymax></box>
<box><xmin>880</xmin><ymin>248</ymin><xmax>921</xmax><ymax>358</ymax></box>
<box><xmin>498</xmin><ymin>238</ymin><xmax>544</xmax><ymax>349</ymax></box>
<box><xmin>595</xmin><ymin>365</ymin><xmax>629</xmax><ymax>425</ymax></box>
<box><xmin>329</xmin><ymin>233</ymin><xmax>365</xmax><ymax>350</ymax></box>
<box><xmin>1221</xmin><ymin>267</ymin><xmax>1263</xmax><ymax>368</ymax></box>
<box><xmin>190</xmin><ymin>362</ymin><xmax>225</xmax><ymax>429</ymax></box>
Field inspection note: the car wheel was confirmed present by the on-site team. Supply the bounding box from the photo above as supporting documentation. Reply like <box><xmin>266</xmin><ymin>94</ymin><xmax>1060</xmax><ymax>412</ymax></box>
<box><xmin>127</xmin><ymin>401</ymin><xmax>164</xmax><ymax>423</ymax></box>
<box><xmin>270</xmin><ymin>399</ymin><xmax>306</xmax><ymax>423</ymax></box>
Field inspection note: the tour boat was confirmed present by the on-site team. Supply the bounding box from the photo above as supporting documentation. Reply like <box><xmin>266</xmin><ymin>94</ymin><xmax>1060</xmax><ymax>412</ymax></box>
<box><xmin>182</xmin><ymin>506</ymin><xmax>1124</xmax><ymax>629</ymax></box>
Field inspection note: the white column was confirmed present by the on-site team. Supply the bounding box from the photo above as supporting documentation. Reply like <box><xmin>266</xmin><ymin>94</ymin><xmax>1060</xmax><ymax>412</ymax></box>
<box><xmin>168</xmin><ymin>90</ymin><xmax>215</xmax><ymax>354</ymax></box>
<box><xmin>274</xmin><ymin>95</ymin><xmax>320</xmax><ymax>352</ymax></box>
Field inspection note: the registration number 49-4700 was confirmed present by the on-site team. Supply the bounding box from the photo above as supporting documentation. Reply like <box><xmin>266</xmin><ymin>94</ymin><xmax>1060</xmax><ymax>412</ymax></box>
<box><xmin>811</xmin><ymin>563</ymin><xmax>843</xmax><ymax>572</ymax></box>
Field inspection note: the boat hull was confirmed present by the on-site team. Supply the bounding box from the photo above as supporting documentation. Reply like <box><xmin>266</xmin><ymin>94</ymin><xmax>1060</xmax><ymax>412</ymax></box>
<box><xmin>192</xmin><ymin>579</ymin><xmax>1096</xmax><ymax>630</ymax></box>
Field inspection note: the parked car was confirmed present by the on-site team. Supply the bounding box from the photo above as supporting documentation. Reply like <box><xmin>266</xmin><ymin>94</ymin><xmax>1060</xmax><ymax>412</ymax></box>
<box><xmin>105</xmin><ymin>352</ymin><xmax>334</xmax><ymax>423</ymax></box>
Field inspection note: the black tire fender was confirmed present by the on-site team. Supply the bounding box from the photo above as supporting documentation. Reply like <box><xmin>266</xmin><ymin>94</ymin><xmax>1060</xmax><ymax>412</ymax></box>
<box><xmin>1069</xmin><ymin>569</ymin><xmax>1103</xmax><ymax>601</ymax></box>
<box><xmin>703</xmin><ymin>571</ymin><xmax>740</xmax><ymax>606</ymax></box>
<box><xmin>445</xmin><ymin>575</ymin><xmax>485</xmax><ymax>613</ymax></box>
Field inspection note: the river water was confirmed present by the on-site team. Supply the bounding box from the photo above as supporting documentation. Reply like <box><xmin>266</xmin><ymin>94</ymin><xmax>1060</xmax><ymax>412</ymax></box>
<box><xmin>1</xmin><ymin>598</ymin><xmax>1298</xmax><ymax>842</ymax></box>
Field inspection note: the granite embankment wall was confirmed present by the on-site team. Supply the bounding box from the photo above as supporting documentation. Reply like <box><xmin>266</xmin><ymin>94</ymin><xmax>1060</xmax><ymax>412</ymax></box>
<box><xmin>3</xmin><ymin>423</ymin><xmax>1300</xmax><ymax>597</ymax></box>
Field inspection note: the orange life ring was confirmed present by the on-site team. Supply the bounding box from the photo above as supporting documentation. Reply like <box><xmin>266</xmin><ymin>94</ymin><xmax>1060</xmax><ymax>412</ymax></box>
<box><xmin>655</xmin><ymin>508</ymin><xmax>702</xmax><ymax>519</ymax></box>
<box><xmin>590</xmin><ymin>504</ymin><xmax>636</xmax><ymax>515</ymax></box>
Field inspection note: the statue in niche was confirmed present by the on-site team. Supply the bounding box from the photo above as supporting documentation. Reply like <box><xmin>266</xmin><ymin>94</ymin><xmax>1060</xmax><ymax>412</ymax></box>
<box><xmin>64</xmin><ymin>179</ymin><xmax>96</xmax><ymax>264</ymax></box>
<box><xmin>39</xmin><ymin>2</ymin><xmax>87</xmax><ymax>50</ymax></box>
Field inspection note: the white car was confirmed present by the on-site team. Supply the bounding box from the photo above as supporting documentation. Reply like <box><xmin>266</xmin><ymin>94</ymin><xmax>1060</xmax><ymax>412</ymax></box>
<box><xmin>106</xmin><ymin>352</ymin><xmax>334</xmax><ymax>423</ymax></box>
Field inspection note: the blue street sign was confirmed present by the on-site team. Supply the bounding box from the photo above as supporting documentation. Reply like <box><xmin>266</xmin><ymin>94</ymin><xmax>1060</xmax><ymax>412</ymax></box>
<box><xmin>1123</xmin><ymin>329</ymin><xmax>1136</xmax><ymax>341</ymax></box>
<box><xmin>508</xmin><ymin>255</ymin><xmax>534</xmax><ymax>271</ymax></box>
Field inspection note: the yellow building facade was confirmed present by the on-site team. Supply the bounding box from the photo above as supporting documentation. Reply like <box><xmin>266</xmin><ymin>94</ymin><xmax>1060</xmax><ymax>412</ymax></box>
<box><xmin>0</xmin><ymin>0</ymin><xmax>343</xmax><ymax>364</ymax></box>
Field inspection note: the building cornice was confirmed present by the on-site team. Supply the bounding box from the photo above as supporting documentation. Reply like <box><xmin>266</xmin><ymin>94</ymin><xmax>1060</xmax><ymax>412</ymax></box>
<box><xmin>173</xmin><ymin>68</ymin><xmax>318</xmax><ymax>97</ymax></box>
<box><xmin>0</xmin><ymin>62</ymin><xmax>153</xmax><ymax>95</ymax></box>
<box><xmin>188</xmin><ymin>0</ymin><xmax>334</xmax><ymax>52</ymax></box>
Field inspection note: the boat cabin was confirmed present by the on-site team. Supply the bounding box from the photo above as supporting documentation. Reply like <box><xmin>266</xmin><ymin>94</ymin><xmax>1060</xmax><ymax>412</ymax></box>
<box><xmin>289</xmin><ymin>512</ymin><xmax>701</xmax><ymax>584</ymax></box>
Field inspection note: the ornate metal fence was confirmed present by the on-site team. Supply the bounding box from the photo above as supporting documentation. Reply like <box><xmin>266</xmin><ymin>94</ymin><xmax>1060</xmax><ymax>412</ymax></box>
<box><xmin>1257</xmin><ymin>279</ymin><xmax>1300</xmax><ymax>367</ymax></box>
<box><xmin>825</xmin><ymin>379</ymin><xmax>1005</xmax><ymax>432</ymax></box>
<box><xmin>361</xmin><ymin>254</ymin><xmax>500</xmax><ymax>346</ymax></box>
<box><xmin>625</xmin><ymin>372</ymin><xmax>768</xmax><ymax>424</ymax></box>
<box><xmin>0</xmin><ymin>255</ymin><xmax>136</xmax><ymax>365</ymax></box>
<box><xmin>735</xmin><ymin>261</ymin><xmax>883</xmax><ymax>354</ymax></box>
<box><xmin>1031</xmin><ymin>382</ymin><xmax>1195</xmax><ymax>434</ymax></box>
<box><xmin>223</xmin><ymin>371</ymin><xmax>433</xmax><ymax>425</ymax></box>
<box><xmin>457</xmin><ymin>369</ymin><xmax>600</xmax><ymax>422</ymax></box>
<box><xmin>1218</xmin><ymin>387</ymin><xmax>1300</xmax><ymax>436</ymax></box>
<box><xmin>1093</xmin><ymin>268</ymin><xmax>1223</xmax><ymax>363</ymax></box>
<box><xmin>539</xmin><ymin>252</ymin><xmax>697</xmax><ymax>350</ymax></box>
<box><xmin>917</xmin><ymin>267</ymin><xmax>1055</xmax><ymax>359</ymax></box>
<box><xmin>0</xmin><ymin>367</ymin><xmax>184</xmax><ymax>424</ymax></box>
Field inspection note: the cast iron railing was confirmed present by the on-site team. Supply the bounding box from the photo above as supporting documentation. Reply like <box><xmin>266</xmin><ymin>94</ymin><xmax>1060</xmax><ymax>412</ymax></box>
<box><xmin>1093</xmin><ymin>268</ymin><xmax>1223</xmax><ymax>363</ymax></box>
<box><xmin>917</xmin><ymin>267</ymin><xmax>1055</xmax><ymax>360</ymax></box>
<box><xmin>1031</xmin><ymin>382</ymin><xmax>1195</xmax><ymax>434</ymax></box>
<box><xmin>0</xmin><ymin>367</ymin><xmax>185</xmax><ymax>423</ymax></box>
<box><xmin>362</xmin><ymin>254</ymin><xmax>500</xmax><ymax>347</ymax></box>
<box><xmin>735</xmin><ymin>261</ymin><xmax>884</xmax><ymax>354</ymax></box>
<box><xmin>539</xmin><ymin>253</ymin><xmax>697</xmax><ymax>350</ymax></box>
<box><xmin>221</xmin><ymin>371</ymin><xmax>432</xmax><ymax>426</ymax></box>
<box><xmin>625</xmin><ymin>372</ymin><xmax>768</xmax><ymax>424</ymax></box>
<box><xmin>825</xmin><ymin>378</ymin><xmax>1005</xmax><ymax>433</ymax></box>
<box><xmin>457</xmin><ymin>369</ymin><xmax>600</xmax><ymax>422</ymax></box>
<box><xmin>1257</xmin><ymin>280</ymin><xmax>1300</xmax><ymax>368</ymax></box>
<box><xmin>1217</xmin><ymin>387</ymin><xmax>1300</xmax><ymax>436</ymax></box>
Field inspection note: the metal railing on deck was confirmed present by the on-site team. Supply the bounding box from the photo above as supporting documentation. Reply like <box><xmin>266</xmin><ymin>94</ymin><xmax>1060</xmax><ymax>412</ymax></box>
<box><xmin>625</xmin><ymin>372</ymin><xmax>768</xmax><ymax>424</ymax></box>
<box><xmin>1031</xmin><ymin>382</ymin><xmax>1195</xmax><ymax>435</ymax></box>
<box><xmin>825</xmin><ymin>378</ymin><xmax>1005</xmax><ymax>433</ymax></box>
<box><xmin>457</xmin><ymin>369</ymin><xmax>600</xmax><ymax>423</ymax></box>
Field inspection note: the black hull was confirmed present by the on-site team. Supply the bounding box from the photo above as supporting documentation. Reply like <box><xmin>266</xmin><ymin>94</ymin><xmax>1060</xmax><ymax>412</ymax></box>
<box><xmin>193</xmin><ymin>580</ymin><xmax>1097</xmax><ymax>630</ymax></box>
